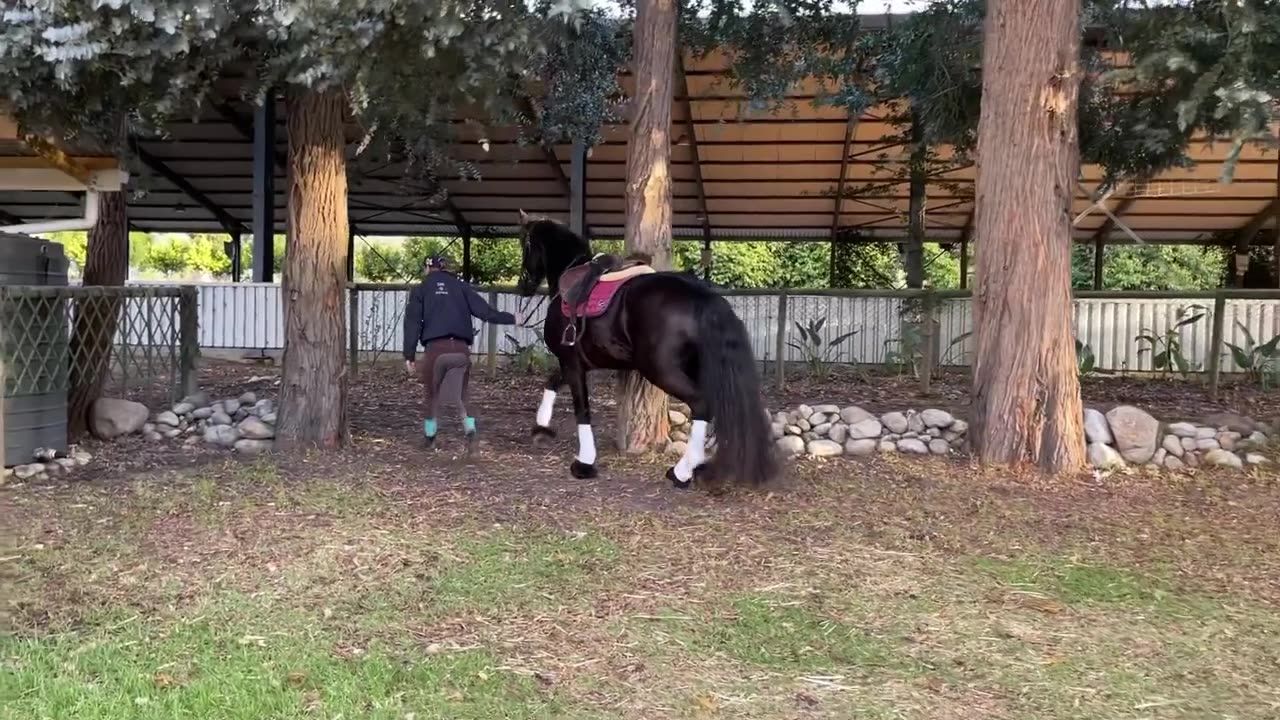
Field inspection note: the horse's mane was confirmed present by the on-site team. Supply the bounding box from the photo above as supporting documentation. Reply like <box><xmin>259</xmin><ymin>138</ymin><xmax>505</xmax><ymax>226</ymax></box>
<box><xmin>529</xmin><ymin>219</ymin><xmax>590</xmax><ymax>257</ymax></box>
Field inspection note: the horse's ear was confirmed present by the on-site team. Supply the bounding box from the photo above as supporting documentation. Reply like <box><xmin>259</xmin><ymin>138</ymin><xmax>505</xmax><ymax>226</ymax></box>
<box><xmin>517</xmin><ymin>209</ymin><xmax>530</xmax><ymax>226</ymax></box>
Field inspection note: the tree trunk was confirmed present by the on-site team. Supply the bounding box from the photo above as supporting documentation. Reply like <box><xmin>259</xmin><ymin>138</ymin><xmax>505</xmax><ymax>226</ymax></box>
<box><xmin>68</xmin><ymin>191</ymin><xmax>128</xmax><ymax>440</ymax></box>
<box><xmin>970</xmin><ymin>0</ymin><xmax>1086</xmax><ymax>473</ymax></box>
<box><xmin>616</xmin><ymin>0</ymin><xmax>676</xmax><ymax>454</ymax></box>
<box><xmin>904</xmin><ymin>107</ymin><xmax>926</xmax><ymax>289</ymax></box>
<box><xmin>276</xmin><ymin>88</ymin><xmax>350</xmax><ymax>449</ymax></box>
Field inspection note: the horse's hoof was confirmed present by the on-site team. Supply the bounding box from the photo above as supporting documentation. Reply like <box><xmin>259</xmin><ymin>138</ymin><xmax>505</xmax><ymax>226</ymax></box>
<box><xmin>531</xmin><ymin>425</ymin><xmax>556</xmax><ymax>445</ymax></box>
<box><xmin>570</xmin><ymin>460</ymin><xmax>598</xmax><ymax>479</ymax></box>
<box><xmin>666</xmin><ymin>466</ymin><xmax>692</xmax><ymax>490</ymax></box>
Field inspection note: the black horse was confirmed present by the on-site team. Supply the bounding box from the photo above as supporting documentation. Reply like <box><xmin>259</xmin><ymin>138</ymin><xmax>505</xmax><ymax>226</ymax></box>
<box><xmin>515</xmin><ymin>211</ymin><xmax>777</xmax><ymax>489</ymax></box>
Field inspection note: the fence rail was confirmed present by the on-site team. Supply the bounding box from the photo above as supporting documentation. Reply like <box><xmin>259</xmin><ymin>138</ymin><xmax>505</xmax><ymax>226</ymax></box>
<box><xmin>134</xmin><ymin>281</ymin><xmax>1280</xmax><ymax>392</ymax></box>
<box><xmin>0</xmin><ymin>284</ymin><xmax>198</xmax><ymax>415</ymax></box>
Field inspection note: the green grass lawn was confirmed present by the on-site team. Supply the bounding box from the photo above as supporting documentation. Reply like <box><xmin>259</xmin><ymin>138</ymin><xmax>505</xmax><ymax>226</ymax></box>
<box><xmin>4</xmin><ymin>457</ymin><xmax>1280</xmax><ymax>719</ymax></box>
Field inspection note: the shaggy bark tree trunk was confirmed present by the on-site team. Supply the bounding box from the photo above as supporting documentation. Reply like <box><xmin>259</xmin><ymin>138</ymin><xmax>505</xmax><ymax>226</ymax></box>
<box><xmin>69</xmin><ymin>191</ymin><xmax>128</xmax><ymax>440</ymax></box>
<box><xmin>616</xmin><ymin>0</ymin><xmax>676</xmax><ymax>454</ymax></box>
<box><xmin>276</xmin><ymin>88</ymin><xmax>350</xmax><ymax>449</ymax></box>
<box><xmin>970</xmin><ymin>0</ymin><xmax>1086</xmax><ymax>473</ymax></box>
<box><xmin>905</xmin><ymin>107</ymin><xmax>927</xmax><ymax>289</ymax></box>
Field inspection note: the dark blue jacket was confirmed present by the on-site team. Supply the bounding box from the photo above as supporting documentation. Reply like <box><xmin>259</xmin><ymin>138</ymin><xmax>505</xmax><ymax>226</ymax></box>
<box><xmin>403</xmin><ymin>271</ymin><xmax>515</xmax><ymax>360</ymax></box>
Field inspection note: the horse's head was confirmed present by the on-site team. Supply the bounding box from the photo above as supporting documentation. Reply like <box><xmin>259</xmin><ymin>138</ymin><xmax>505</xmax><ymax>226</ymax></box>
<box><xmin>516</xmin><ymin>209</ymin><xmax>589</xmax><ymax>296</ymax></box>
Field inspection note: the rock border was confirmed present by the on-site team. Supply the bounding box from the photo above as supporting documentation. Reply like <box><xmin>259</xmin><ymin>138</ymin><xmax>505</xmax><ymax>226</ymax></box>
<box><xmin>664</xmin><ymin>401</ymin><xmax>1271</xmax><ymax>472</ymax></box>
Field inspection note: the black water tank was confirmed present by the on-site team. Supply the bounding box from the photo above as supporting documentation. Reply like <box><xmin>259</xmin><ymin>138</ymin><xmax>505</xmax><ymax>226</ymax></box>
<box><xmin>1</xmin><ymin>232</ymin><xmax>70</xmax><ymax>466</ymax></box>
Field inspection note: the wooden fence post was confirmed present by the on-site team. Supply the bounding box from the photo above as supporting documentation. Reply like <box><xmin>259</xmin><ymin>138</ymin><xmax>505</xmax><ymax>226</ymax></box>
<box><xmin>348</xmin><ymin>287</ymin><xmax>360</xmax><ymax>379</ymax></box>
<box><xmin>486</xmin><ymin>290</ymin><xmax>499</xmax><ymax>375</ymax></box>
<box><xmin>919</xmin><ymin>289</ymin><xmax>935</xmax><ymax>395</ymax></box>
<box><xmin>774</xmin><ymin>289</ymin><xmax>788</xmax><ymax>390</ymax></box>
<box><xmin>1207</xmin><ymin>289</ymin><xmax>1227</xmax><ymax>400</ymax></box>
<box><xmin>178</xmin><ymin>286</ymin><xmax>199</xmax><ymax>398</ymax></box>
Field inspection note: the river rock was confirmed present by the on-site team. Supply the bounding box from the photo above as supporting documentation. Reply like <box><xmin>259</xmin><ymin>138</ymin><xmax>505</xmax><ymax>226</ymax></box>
<box><xmin>1087</xmin><ymin>442</ymin><xmax>1125</xmax><ymax>470</ymax></box>
<box><xmin>812</xmin><ymin>404</ymin><xmax>840</xmax><ymax>415</ymax></box>
<box><xmin>1181</xmin><ymin>437</ymin><xmax>1197</xmax><ymax>452</ymax></box>
<box><xmin>845</xmin><ymin>438</ymin><xmax>878</xmax><ymax>456</ymax></box>
<box><xmin>879</xmin><ymin>440</ymin><xmax>897</xmax><ymax>453</ymax></box>
<box><xmin>797</xmin><ymin>419</ymin><xmax>811</xmax><ymax>432</ymax></box>
<box><xmin>1167</xmin><ymin>422</ymin><xmax>1197</xmax><ymax>438</ymax></box>
<box><xmin>836</xmin><ymin>407</ymin><xmax>868</xmax><ymax>426</ymax></box>
<box><xmin>89</xmin><ymin>398</ymin><xmax>150</xmax><ymax>439</ymax></box>
<box><xmin>950</xmin><ymin>419</ymin><xmax>969</xmax><ymax>435</ymax></box>
<box><xmin>1195</xmin><ymin>426</ymin><xmax>1217</xmax><ymax>440</ymax></box>
<box><xmin>828</xmin><ymin>424</ymin><xmax>848</xmax><ymax>444</ymax></box>
<box><xmin>155</xmin><ymin>410</ymin><xmax>181</xmax><ymax>428</ymax></box>
<box><xmin>144</xmin><ymin>431</ymin><xmax>163</xmax><ymax>441</ymax></box>
<box><xmin>1245</xmin><ymin>453</ymin><xmax>1270</xmax><ymax>465</ymax></box>
<box><xmin>807</xmin><ymin>439</ymin><xmax>843</xmax><ymax>457</ymax></box>
<box><xmin>796</xmin><ymin>405</ymin><xmax>813</xmax><ymax>421</ymax></box>
<box><xmin>172</xmin><ymin>402</ymin><xmax>196</xmax><ymax>416</ymax></box>
<box><xmin>880</xmin><ymin>412</ymin><xmax>909</xmax><ymax>434</ymax></box>
<box><xmin>928</xmin><ymin>439</ymin><xmax>950</xmax><ymax>455</ymax></box>
<box><xmin>1153</xmin><ymin>448</ymin><xmax>1167</xmax><ymax>467</ymax></box>
<box><xmin>1202</xmin><ymin>412</ymin><xmax>1256</xmax><ymax>435</ymax></box>
<box><xmin>1083</xmin><ymin>409</ymin><xmax>1112</xmax><ymax>444</ymax></box>
<box><xmin>907</xmin><ymin>413</ymin><xmax>926</xmax><ymax>434</ymax></box>
<box><xmin>234</xmin><ymin>438</ymin><xmax>273</xmax><ymax>455</ymax></box>
<box><xmin>1105</xmin><ymin>406</ymin><xmax>1159</xmax><ymax>464</ymax></box>
<box><xmin>203</xmin><ymin>425</ymin><xmax>241</xmax><ymax>448</ymax></box>
<box><xmin>921</xmin><ymin>409</ymin><xmax>954</xmax><ymax>428</ymax></box>
<box><xmin>848</xmin><ymin>418</ymin><xmax>883</xmax><ymax>440</ymax></box>
<box><xmin>210</xmin><ymin>410</ymin><xmax>233</xmax><ymax>426</ymax></box>
<box><xmin>14</xmin><ymin>463</ymin><xmax>44</xmax><ymax>480</ymax></box>
<box><xmin>1196</xmin><ymin>438</ymin><xmax>1220</xmax><ymax>451</ymax></box>
<box><xmin>1217</xmin><ymin>431</ymin><xmax>1241</xmax><ymax>451</ymax></box>
<box><xmin>1164</xmin><ymin>455</ymin><xmax>1185</xmax><ymax>471</ymax></box>
<box><xmin>770</xmin><ymin>423</ymin><xmax>785</xmax><ymax>439</ymax></box>
<box><xmin>222</xmin><ymin>398</ymin><xmax>240</xmax><ymax>414</ymax></box>
<box><xmin>785</xmin><ymin>424</ymin><xmax>802</xmax><ymax>436</ymax></box>
<box><xmin>776</xmin><ymin>435</ymin><xmax>805</xmax><ymax>456</ymax></box>
<box><xmin>813</xmin><ymin>423</ymin><xmax>833</xmax><ymax>437</ymax></box>
<box><xmin>671</xmin><ymin>430</ymin><xmax>689</xmax><ymax>443</ymax></box>
<box><xmin>1203</xmin><ymin>448</ymin><xmax>1243</xmax><ymax>470</ymax></box>
<box><xmin>1161</xmin><ymin>435</ymin><xmax>1184</xmax><ymax>458</ymax></box>
<box><xmin>192</xmin><ymin>406</ymin><xmax>214</xmax><ymax>420</ymax></box>
<box><xmin>668</xmin><ymin>409</ymin><xmax>688</xmax><ymax>426</ymax></box>
<box><xmin>666</xmin><ymin>441</ymin><xmax>688</xmax><ymax>457</ymax></box>
<box><xmin>898</xmin><ymin>438</ymin><xmax>929</xmax><ymax>455</ymax></box>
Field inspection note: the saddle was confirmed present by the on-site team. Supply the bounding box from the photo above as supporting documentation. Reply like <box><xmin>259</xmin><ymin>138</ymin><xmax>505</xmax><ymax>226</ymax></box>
<box><xmin>558</xmin><ymin>253</ymin><xmax>655</xmax><ymax>346</ymax></box>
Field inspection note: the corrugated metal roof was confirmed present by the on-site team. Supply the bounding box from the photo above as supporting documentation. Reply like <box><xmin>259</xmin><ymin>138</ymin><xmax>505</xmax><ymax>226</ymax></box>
<box><xmin>2</xmin><ymin>47</ymin><xmax>1276</xmax><ymax>247</ymax></box>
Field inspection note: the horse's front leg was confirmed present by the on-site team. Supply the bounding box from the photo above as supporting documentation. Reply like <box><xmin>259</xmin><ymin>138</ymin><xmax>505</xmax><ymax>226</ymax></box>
<box><xmin>531</xmin><ymin>367</ymin><xmax>564</xmax><ymax>444</ymax></box>
<box><xmin>565</xmin><ymin>361</ymin><xmax>598</xmax><ymax>479</ymax></box>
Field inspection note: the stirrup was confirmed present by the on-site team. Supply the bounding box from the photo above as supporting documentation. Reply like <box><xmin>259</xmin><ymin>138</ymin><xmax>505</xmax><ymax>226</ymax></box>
<box><xmin>561</xmin><ymin>324</ymin><xmax>578</xmax><ymax>347</ymax></box>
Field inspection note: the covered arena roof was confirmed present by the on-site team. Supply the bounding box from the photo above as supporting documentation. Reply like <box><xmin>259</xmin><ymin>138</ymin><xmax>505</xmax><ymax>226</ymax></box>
<box><xmin>2</xmin><ymin>17</ymin><xmax>1278</xmax><ymax>248</ymax></box>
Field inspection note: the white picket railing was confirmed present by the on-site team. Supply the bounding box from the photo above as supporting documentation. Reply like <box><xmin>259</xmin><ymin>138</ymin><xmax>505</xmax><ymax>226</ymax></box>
<box><xmin>131</xmin><ymin>281</ymin><xmax>1280</xmax><ymax>375</ymax></box>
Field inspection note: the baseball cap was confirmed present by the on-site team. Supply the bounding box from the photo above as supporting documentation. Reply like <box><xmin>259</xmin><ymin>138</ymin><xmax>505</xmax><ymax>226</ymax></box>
<box><xmin>425</xmin><ymin>254</ymin><xmax>447</xmax><ymax>269</ymax></box>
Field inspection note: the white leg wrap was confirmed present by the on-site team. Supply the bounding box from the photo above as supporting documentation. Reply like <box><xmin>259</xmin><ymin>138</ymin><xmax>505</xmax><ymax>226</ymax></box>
<box><xmin>674</xmin><ymin>420</ymin><xmax>709</xmax><ymax>481</ymax></box>
<box><xmin>536</xmin><ymin>389</ymin><xmax>556</xmax><ymax>427</ymax></box>
<box><xmin>576</xmin><ymin>424</ymin><xmax>597</xmax><ymax>465</ymax></box>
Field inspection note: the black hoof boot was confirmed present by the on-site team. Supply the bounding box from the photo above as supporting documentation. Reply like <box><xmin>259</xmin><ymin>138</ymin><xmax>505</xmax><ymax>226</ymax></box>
<box><xmin>666</xmin><ymin>466</ymin><xmax>692</xmax><ymax>490</ymax></box>
<box><xmin>464</xmin><ymin>431</ymin><xmax>477</xmax><ymax>456</ymax></box>
<box><xmin>570</xmin><ymin>460</ymin><xmax>598</xmax><ymax>479</ymax></box>
<box><xmin>422</xmin><ymin>435</ymin><xmax>437</xmax><ymax>450</ymax></box>
<box><xmin>531</xmin><ymin>425</ymin><xmax>556</xmax><ymax>446</ymax></box>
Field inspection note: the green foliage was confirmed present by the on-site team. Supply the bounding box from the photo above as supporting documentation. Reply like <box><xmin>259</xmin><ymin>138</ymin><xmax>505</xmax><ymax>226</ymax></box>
<box><xmin>1135</xmin><ymin>304</ymin><xmax>1206</xmax><ymax>378</ymax></box>
<box><xmin>1077</xmin><ymin>338</ymin><xmax>1098</xmax><ymax>377</ymax></box>
<box><xmin>504</xmin><ymin>329</ymin><xmax>554</xmax><ymax>375</ymax></box>
<box><xmin>1099</xmin><ymin>0</ymin><xmax>1280</xmax><ymax>182</ymax></box>
<box><xmin>787</xmin><ymin>317</ymin><xmax>858</xmax><ymax>379</ymax></box>
<box><xmin>1225</xmin><ymin>322</ymin><xmax>1280</xmax><ymax>388</ymax></box>
<box><xmin>1073</xmin><ymin>244</ymin><xmax>1229</xmax><ymax>291</ymax></box>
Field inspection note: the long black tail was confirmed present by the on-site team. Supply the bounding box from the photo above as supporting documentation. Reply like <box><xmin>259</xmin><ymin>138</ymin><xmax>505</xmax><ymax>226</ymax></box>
<box><xmin>695</xmin><ymin>295</ymin><xmax>778</xmax><ymax>486</ymax></box>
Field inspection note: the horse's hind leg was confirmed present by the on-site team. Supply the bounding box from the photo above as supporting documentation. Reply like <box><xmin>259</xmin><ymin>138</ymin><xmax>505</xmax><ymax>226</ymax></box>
<box><xmin>531</xmin><ymin>368</ymin><xmax>564</xmax><ymax>445</ymax></box>
<box><xmin>565</xmin><ymin>362</ymin><xmax>598</xmax><ymax>479</ymax></box>
<box><xmin>651</xmin><ymin>367</ymin><xmax>708</xmax><ymax>491</ymax></box>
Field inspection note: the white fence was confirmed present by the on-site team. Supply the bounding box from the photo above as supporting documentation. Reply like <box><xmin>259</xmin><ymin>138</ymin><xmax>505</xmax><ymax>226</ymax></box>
<box><xmin>149</xmin><ymin>282</ymin><xmax>1280</xmax><ymax>375</ymax></box>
